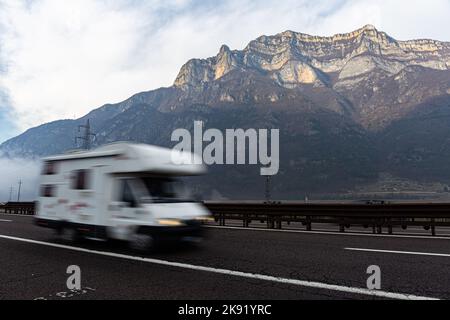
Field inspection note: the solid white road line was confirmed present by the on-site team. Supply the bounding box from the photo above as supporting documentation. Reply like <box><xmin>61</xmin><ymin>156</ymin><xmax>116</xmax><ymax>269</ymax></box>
<box><xmin>0</xmin><ymin>234</ymin><xmax>439</xmax><ymax>300</ymax></box>
<box><xmin>206</xmin><ymin>225</ymin><xmax>450</xmax><ymax>240</ymax></box>
<box><xmin>346</xmin><ymin>247</ymin><xmax>450</xmax><ymax>258</ymax></box>
<box><xmin>0</xmin><ymin>219</ymin><xmax>12</xmax><ymax>222</ymax></box>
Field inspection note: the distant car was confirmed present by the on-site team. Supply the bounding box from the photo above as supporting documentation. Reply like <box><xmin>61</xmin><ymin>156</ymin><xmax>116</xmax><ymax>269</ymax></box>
<box><xmin>35</xmin><ymin>142</ymin><xmax>213</xmax><ymax>251</ymax></box>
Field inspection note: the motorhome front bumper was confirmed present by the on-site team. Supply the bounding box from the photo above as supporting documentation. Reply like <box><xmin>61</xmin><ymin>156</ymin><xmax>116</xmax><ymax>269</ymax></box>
<box><xmin>137</xmin><ymin>220</ymin><xmax>205</xmax><ymax>241</ymax></box>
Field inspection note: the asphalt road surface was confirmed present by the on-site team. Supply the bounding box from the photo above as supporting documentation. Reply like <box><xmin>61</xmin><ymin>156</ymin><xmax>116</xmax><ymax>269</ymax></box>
<box><xmin>0</xmin><ymin>214</ymin><xmax>449</xmax><ymax>300</ymax></box>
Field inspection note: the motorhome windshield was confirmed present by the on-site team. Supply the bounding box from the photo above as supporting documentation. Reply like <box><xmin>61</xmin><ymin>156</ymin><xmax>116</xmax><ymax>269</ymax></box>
<box><xmin>140</xmin><ymin>177</ymin><xmax>189</xmax><ymax>203</ymax></box>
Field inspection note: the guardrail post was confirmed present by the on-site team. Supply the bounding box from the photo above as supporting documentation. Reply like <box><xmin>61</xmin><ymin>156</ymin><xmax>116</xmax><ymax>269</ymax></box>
<box><xmin>306</xmin><ymin>216</ymin><xmax>312</xmax><ymax>231</ymax></box>
<box><xmin>339</xmin><ymin>219</ymin><xmax>345</xmax><ymax>233</ymax></box>
<box><xmin>268</xmin><ymin>216</ymin><xmax>275</xmax><ymax>229</ymax></box>
<box><xmin>387</xmin><ymin>218</ymin><xmax>393</xmax><ymax>235</ymax></box>
<box><xmin>243</xmin><ymin>214</ymin><xmax>250</xmax><ymax>228</ymax></box>
<box><xmin>431</xmin><ymin>219</ymin><xmax>436</xmax><ymax>236</ymax></box>
<box><xmin>276</xmin><ymin>218</ymin><xmax>282</xmax><ymax>229</ymax></box>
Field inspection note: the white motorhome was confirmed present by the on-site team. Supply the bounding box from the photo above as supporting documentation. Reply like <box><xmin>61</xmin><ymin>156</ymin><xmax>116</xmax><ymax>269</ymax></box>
<box><xmin>35</xmin><ymin>142</ymin><xmax>212</xmax><ymax>250</ymax></box>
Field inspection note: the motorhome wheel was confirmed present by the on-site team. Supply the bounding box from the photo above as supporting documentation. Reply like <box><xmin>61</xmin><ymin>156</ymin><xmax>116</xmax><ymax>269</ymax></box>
<box><xmin>130</xmin><ymin>233</ymin><xmax>154</xmax><ymax>252</ymax></box>
<box><xmin>58</xmin><ymin>227</ymin><xmax>79</xmax><ymax>243</ymax></box>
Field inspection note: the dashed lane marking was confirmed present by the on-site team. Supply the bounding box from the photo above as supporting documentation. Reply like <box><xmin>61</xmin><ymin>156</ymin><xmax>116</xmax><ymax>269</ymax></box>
<box><xmin>206</xmin><ymin>225</ymin><xmax>450</xmax><ymax>240</ymax></box>
<box><xmin>346</xmin><ymin>247</ymin><xmax>450</xmax><ymax>258</ymax></box>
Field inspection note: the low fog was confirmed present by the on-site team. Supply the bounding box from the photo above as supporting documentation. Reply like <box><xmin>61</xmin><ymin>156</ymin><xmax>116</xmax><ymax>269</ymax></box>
<box><xmin>0</xmin><ymin>157</ymin><xmax>41</xmax><ymax>202</ymax></box>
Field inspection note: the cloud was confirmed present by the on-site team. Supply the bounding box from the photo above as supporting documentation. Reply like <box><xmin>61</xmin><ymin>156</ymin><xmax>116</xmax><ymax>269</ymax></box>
<box><xmin>0</xmin><ymin>0</ymin><xmax>449</xmax><ymax>138</ymax></box>
<box><xmin>0</xmin><ymin>156</ymin><xmax>40</xmax><ymax>201</ymax></box>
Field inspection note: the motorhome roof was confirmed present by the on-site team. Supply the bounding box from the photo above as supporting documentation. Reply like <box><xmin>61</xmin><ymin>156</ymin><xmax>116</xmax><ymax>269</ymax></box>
<box><xmin>43</xmin><ymin>143</ymin><xmax>206</xmax><ymax>176</ymax></box>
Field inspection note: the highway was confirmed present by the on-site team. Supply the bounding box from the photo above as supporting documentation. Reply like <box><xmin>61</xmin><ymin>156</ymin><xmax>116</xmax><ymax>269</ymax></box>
<box><xmin>0</xmin><ymin>214</ymin><xmax>449</xmax><ymax>300</ymax></box>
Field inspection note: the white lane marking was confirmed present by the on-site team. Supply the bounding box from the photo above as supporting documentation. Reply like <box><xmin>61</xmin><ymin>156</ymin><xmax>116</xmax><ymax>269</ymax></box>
<box><xmin>0</xmin><ymin>219</ymin><xmax>12</xmax><ymax>222</ymax></box>
<box><xmin>346</xmin><ymin>247</ymin><xmax>450</xmax><ymax>258</ymax></box>
<box><xmin>0</xmin><ymin>234</ymin><xmax>439</xmax><ymax>300</ymax></box>
<box><xmin>206</xmin><ymin>225</ymin><xmax>450</xmax><ymax>240</ymax></box>
<box><xmin>313</xmin><ymin>228</ymin><xmax>450</xmax><ymax>237</ymax></box>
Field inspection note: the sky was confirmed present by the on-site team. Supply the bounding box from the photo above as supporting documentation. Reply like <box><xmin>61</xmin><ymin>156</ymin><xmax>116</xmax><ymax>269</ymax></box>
<box><xmin>0</xmin><ymin>0</ymin><xmax>450</xmax><ymax>144</ymax></box>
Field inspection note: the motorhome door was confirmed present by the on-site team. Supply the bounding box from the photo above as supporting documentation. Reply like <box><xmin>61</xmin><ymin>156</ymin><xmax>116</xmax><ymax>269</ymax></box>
<box><xmin>109</xmin><ymin>179</ymin><xmax>144</xmax><ymax>240</ymax></box>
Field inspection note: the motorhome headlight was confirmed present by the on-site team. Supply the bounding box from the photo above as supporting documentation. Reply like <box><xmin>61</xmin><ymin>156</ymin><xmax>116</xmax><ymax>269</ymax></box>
<box><xmin>157</xmin><ymin>219</ymin><xmax>185</xmax><ymax>227</ymax></box>
<box><xmin>195</xmin><ymin>216</ymin><xmax>215</xmax><ymax>223</ymax></box>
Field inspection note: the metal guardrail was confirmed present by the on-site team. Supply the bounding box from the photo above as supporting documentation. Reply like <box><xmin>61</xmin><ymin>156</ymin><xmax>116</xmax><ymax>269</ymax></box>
<box><xmin>0</xmin><ymin>202</ymin><xmax>36</xmax><ymax>215</ymax></box>
<box><xmin>3</xmin><ymin>201</ymin><xmax>450</xmax><ymax>236</ymax></box>
<box><xmin>204</xmin><ymin>201</ymin><xmax>450</xmax><ymax>236</ymax></box>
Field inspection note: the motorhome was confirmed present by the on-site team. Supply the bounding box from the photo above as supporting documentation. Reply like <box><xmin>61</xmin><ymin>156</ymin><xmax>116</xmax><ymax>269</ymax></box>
<box><xmin>35</xmin><ymin>142</ymin><xmax>212</xmax><ymax>250</ymax></box>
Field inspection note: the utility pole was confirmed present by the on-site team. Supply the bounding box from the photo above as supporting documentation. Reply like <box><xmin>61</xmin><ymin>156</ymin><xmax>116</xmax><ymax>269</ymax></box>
<box><xmin>76</xmin><ymin>119</ymin><xmax>96</xmax><ymax>150</ymax></box>
<box><xmin>17</xmin><ymin>180</ymin><xmax>22</xmax><ymax>202</ymax></box>
<box><xmin>8</xmin><ymin>186</ymin><xmax>13</xmax><ymax>202</ymax></box>
<box><xmin>265</xmin><ymin>175</ymin><xmax>271</xmax><ymax>203</ymax></box>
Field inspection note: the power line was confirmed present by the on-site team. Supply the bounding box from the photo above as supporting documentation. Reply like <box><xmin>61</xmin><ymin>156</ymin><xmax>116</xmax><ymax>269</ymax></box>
<box><xmin>265</xmin><ymin>175</ymin><xmax>271</xmax><ymax>202</ymax></box>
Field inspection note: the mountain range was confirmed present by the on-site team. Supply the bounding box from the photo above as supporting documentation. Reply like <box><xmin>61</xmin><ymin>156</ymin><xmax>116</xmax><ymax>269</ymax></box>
<box><xmin>2</xmin><ymin>25</ymin><xmax>450</xmax><ymax>199</ymax></box>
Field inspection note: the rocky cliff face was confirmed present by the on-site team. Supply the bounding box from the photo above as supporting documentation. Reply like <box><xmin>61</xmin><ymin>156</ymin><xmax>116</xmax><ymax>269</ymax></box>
<box><xmin>2</xmin><ymin>26</ymin><xmax>450</xmax><ymax>199</ymax></box>
<box><xmin>174</xmin><ymin>25</ymin><xmax>450</xmax><ymax>129</ymax></box>
<box><xmin>176</xmin><ymin>25</ymin><xmax>450</xmax><ymax>87</ymax></box>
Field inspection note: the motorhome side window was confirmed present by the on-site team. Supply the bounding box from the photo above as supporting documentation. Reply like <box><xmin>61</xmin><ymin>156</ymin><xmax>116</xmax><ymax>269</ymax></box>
<box><xmin>71</xmin><ymin>170</ymin><xmax>91</xmax><ymax>190</ymax></box>
<box><xmin>40</xmin><ymin>185</ymin><xmax>56</xmax><ymax>197</ymax></box>
<box><xmin>42</xmin><ymin>161</ymin><xmax>58</xmax><ymax>175</ymax></box>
